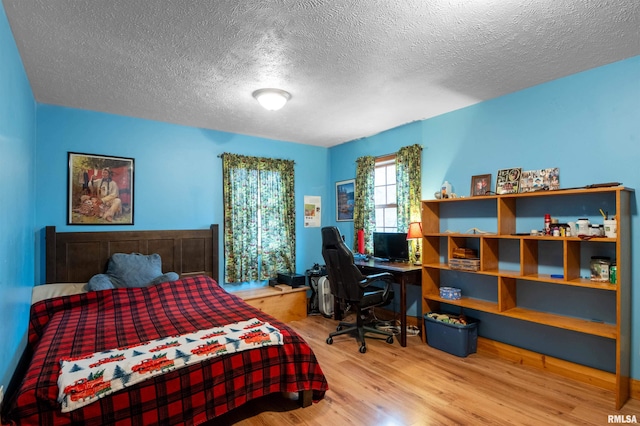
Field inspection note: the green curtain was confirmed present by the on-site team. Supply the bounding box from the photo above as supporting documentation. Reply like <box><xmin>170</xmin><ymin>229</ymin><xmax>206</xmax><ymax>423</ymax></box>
<box><xmin>353</xmin><ymin>156</ymin><xmax>376</xmax><ymax>254</ymax></box>
<box><xmin>258</xmin><ymin>158</ymin><xmax>296</xmax><ymax>279</ymax></box>
<box><xmin>222</xmin><ymin>154</ymin><xmax>295</xmax><ymax>283</ymax></box>
<box><xmin>396</xmin><ymin>144</ymin><xmax>423</xmax><ymax>262</ymax></box>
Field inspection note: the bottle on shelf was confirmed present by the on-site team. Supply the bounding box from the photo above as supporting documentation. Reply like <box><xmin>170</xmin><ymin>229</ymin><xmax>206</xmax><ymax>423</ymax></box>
<box><xmin>577</xmin><ymin>218</ymin><xmax>590</xmax><ymax>235</ymax></box>
<box><xmin>441</xmin><ymin>181</ymin><xmax>452</xmax><ymax>199</ymax></box>
<box><xmin>544</xmin><ymin>213</ymin><xmax>551</xmax><ymax>235</ymax></box>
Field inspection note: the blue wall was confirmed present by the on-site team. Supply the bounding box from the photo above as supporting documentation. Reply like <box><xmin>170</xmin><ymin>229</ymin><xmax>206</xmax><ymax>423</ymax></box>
<box><xmin>34</xmin><ymin>106</ymin><xmax>330</xmax><ymax>285</ymax></box>
<box><xmin>1</xmin><ymin>0</ymin><xmax>639</xmax><ymax>389</ymax></box>
<box><xmin>0</xmin><ymin>4</ymin><xmax>36</xmax><ymax>387</ymax></box>
<box><xmin>329</xmin><ymin>56</ymin><xmax>640</xmax><ymax>375</ymax></box>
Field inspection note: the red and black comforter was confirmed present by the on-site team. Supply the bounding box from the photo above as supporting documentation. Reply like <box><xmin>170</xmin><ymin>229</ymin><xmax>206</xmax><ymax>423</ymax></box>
<box><xmin>4</xmin><ymin>275</ymin><xmax>328</xmax><ymax>425</ymax></box>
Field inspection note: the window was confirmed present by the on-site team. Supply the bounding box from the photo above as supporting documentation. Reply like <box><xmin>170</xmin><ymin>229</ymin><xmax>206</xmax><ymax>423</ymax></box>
<box><xmin>354</xmin><ymin>145</ymin><xmax>420</xmax><ymax>256</ymax></box>
<box><xmin>374</xmin><ymin>155</ymin><xmax>397</xmax><ymax>232</ymax></box>
<box><xmin>222</xmin><ymin>154</ymin><xmax>295</xmax><ymax>283</ymax></box>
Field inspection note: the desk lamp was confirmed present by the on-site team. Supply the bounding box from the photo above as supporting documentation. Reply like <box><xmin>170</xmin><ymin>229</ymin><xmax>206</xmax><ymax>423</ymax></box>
<box><xmin>406</xmin><ymin>222</ymin><xmax>423</xmax><ymax>265</ymax></box>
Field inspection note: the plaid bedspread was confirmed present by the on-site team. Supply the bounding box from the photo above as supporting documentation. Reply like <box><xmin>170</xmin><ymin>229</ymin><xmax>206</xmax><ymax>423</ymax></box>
<box><xmin>5</xmin><ymin>275</ymin><xmax>328</xmax><ymax>425</ymax></box>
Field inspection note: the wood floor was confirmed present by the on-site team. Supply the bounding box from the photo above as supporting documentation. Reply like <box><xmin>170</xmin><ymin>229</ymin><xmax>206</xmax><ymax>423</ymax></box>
<box><xmin>213</xmin><ymin>314</ymin><xmax>640</xmax><ymax>425</ymax></box>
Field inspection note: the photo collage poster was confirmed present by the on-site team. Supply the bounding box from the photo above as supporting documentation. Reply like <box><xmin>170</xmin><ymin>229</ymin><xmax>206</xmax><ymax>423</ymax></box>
<box><xmin>520</xmin><ymin>168</ymin><xmax>560</xmax><ymax>192</ymax></box>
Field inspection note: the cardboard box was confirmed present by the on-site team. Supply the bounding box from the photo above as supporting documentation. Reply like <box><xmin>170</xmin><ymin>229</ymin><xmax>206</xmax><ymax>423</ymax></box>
<box><xmin>449</xmin><ymin>258</ymin><xmax>480</xmax><ymax>271</ymax></box>
<box><xmin>452</xmin><ymin>248</ymin><xmax>477</xmax><ymax>259</ymax></box>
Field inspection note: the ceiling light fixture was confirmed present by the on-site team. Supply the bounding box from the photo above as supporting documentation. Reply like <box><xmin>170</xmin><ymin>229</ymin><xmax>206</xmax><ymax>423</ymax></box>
<box><xmin>252</xmin><ymin>88</ymin><xmax>291</xmax><ymax>111</ymax></box>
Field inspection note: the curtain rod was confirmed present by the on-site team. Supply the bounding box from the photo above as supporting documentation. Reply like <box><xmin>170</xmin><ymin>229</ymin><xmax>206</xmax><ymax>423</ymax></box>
<box><xmin>217</xmin><ymin>153</ymin><xmax>296</xmax><ymax>164</ymax></box>
<box><xmin>375</xmin><ymin>143</ymin><xmax>424</xmax><ymax>159</ymax></box>
<box><xmin>376</xmin><ymin>153</ymin><xmax>395</xmax><ymax>160</ymax></box>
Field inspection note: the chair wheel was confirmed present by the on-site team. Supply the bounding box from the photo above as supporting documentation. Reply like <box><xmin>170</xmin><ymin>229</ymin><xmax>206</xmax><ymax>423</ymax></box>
<box><xmin>386</xmin><ymin>336</ymin><xmax>394</xmax><ymax>344</ymax></box>
<box><xmin>326</xmin><ymin>337</ymin><xmax>333</xmax><ymax>345</ymax></box>
<box><xmin>336</xmin><ymin>325</ymin><xmax>343</xmax><ymax>331</ymax></box>
<box><xmin>359</xmin><ymin>345</ymin><xmax>367</xmax><ymax>353</ymax></box>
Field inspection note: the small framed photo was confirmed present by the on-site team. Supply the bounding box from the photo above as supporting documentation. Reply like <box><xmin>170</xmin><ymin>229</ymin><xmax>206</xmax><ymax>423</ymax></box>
<box><xmin>68</xmin><ymin>152</ymin><xmax>134</xmax><ymax>225</ymax></box>
<box><xmin>470</xmin><ymin>174</ymin><xmax>491</xmax><ymax>197</ymax></box>
<box><xmin>495</xmin><ymin>168</ymin><xmax>522</xmax><ymax>195</ymax></box>
<box><xmin>336</xmin><ymin>179</ymin><xmax>355</xmax><ymax>221</ymax></box>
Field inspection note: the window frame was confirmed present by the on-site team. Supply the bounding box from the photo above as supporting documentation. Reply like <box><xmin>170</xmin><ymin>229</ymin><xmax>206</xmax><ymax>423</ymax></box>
<box><xmin>374</xmin><ymin>154</ymin><xmax>398</xmax><ymax>233</ymax></box>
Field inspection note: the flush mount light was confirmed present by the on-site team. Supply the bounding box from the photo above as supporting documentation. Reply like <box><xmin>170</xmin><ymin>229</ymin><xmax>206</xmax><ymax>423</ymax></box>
<box><xmin>252</xmin><ymin>88</ymin><xmax>291</xmax><ymax>111</ymax></box>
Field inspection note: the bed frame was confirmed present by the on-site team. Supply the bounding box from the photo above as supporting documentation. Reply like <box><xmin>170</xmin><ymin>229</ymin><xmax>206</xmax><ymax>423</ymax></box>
<box><xmin>45</xmin><ymin>224</ymin><xmax>219</xmax><ymax>285</ymax></box>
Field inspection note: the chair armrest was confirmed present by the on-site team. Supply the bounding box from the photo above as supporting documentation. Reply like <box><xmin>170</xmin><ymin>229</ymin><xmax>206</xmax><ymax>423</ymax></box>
<box><xmin>359</xmin><ymin>272</ymin><xmax>394</xmax><ymax>303</ymax></box>
<box><xmin>358</xmin><ymin>272</ymin><xmax>394</xmax><ymax>288</ymax></box>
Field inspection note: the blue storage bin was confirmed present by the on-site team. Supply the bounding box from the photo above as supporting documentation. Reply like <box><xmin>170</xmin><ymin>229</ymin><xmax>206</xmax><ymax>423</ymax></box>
<box><xmin>424</xmin><ymin>313</ymin><xmax>478</xmax><ymax>357</ymax></box>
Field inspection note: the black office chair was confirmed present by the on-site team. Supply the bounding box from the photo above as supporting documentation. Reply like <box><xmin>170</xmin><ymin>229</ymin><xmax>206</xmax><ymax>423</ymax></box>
<box><xmin>321</xmin><ymin>226</ymin><xmax>395</xmax><ymax>353</ymax></box>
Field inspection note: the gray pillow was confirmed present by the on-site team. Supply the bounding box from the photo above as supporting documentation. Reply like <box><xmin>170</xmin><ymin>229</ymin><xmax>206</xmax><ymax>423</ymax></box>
<box><xmin>147</xmin><ymin>272</ymin><xmax>180</xmax><ymax>286</ymax></box>
<box><xmin>107</xmin><ymin>253</ymin><xmax>164</xmax><ymax>288</ymax></box>
<box><xmin>87</xmin><ymin>274</ymin><xmax>115</xmax><ymax>291</ymax></box>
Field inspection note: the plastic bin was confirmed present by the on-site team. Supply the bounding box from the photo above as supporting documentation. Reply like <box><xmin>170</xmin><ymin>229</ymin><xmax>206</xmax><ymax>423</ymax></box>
<box><xmin>424</xmin><ymin>313</ymin><xmax>478</xmax><ymax>357</ymax></box>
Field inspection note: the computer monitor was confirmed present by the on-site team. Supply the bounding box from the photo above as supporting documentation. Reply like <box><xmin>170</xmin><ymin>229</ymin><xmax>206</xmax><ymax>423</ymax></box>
<box><xmin>373</xmin><ymin>232</ymin><xmax>409</xmax><ymax>262</ymax></box>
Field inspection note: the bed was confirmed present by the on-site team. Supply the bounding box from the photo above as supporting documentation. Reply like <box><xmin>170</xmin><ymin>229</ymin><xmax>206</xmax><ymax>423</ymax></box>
<box><xmin>3</xmin><ymin>225</ymin><xmax>328</xmax><ymax>425</ymax></box>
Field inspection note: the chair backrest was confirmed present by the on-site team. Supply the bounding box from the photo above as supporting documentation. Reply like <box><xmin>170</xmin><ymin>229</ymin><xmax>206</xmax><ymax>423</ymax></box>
<box><xmin>321</xmin><ymin>226</ymin><xmax>365</xmax><ymax>302</ymax></box>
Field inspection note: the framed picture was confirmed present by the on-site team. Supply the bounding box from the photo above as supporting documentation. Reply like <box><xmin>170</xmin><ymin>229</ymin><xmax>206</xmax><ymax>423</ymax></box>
<box><xmin>336</xmin><ymin>179</ymin><xmax>355</xmax><ymax>221</ymax></box>
<box><xmin>470</xmin><ymin>174</ymin><xmax>491</xmax><ymax>197</ymax></box>
<box><xmin>495</xmin><ymin>168</ymin><xmax>522</xmax><ymax>195</ymax></box>
<box><xmin>520</xmin><ymin>168</ymin><xmax>560</xmax><ymax>192</ymax></box>
<box><xmin>68</xmin><ymin>152</ymin><xmax>134</xmax><ymax>225</ymax></box>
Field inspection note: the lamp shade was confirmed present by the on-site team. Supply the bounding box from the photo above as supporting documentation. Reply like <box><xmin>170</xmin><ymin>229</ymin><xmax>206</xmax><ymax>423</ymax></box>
<box><xmin>252</xmin><ymin>88</ymin><xmax>291</xmax><ymax>111</ymax></box>
<box><xmin>406</xmin><ymin>222</ymin><xmax>423</xmax><ymax>240</ymax></box>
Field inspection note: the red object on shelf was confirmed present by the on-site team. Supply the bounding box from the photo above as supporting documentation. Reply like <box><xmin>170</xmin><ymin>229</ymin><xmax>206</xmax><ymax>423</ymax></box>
<box><xmin>357</xmin><ymin>229</ymin><xmax>365</xmax><ymax>254</ymax></box>
<box><xmin>544</xmin><ymin>213</ymin><xmax>551</xmax><ymax>235</ymax></box>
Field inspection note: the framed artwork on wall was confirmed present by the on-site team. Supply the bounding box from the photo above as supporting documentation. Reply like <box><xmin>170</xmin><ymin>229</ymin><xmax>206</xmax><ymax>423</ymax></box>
<box><xmin>67</xmin><ymin>152</ymin><xmax>134</xmax><ymax>225</ymax></box>
<box><xmin>336</xmin><ymin>179</ymin><xmax>355</xmax><ymax>221</ymax></box>
<box><xmin>470</xmin><ymin>174</ymin><xmax>491</xmax><ymax>197</ymax></box>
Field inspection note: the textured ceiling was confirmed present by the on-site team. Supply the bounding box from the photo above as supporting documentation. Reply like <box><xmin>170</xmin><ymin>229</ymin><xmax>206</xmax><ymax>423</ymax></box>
<box><xmin>4</xmin><ymin>0</ymin><xmax>640</xmax><ymax>147</ymax></box>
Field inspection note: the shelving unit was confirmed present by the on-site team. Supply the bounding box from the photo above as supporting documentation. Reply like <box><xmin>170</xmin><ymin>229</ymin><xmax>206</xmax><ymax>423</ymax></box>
<box><xmin>420</xmin><ymin>186</ymin><xmax>632</xmax><ymax>409</ymax></box>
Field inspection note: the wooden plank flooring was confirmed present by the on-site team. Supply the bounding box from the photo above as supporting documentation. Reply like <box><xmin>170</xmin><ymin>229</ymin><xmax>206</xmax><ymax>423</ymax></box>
<box><xmin>212</xmin><ymin>314</ymin><xmax>640</xmax><ymax>425</ymax></box>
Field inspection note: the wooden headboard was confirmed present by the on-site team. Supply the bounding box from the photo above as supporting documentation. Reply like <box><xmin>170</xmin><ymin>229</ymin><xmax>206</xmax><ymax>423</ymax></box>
<box><xmin>45</xmin><ymin>225</ymin><xmax>219</xmax><ymax>284</ymax></box>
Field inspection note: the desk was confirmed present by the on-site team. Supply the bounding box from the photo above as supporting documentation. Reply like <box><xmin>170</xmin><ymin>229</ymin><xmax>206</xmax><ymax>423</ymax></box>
<box><xmin>354</xmin><ymin>259</ymin><xmax>422</xmax><ymax>347</ymax></box>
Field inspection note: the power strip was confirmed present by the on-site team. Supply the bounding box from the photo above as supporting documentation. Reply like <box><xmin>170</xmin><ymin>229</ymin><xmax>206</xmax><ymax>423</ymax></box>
<box><xmin>375</xmin><ymin>324</ymin><xmax>420</xmax><ymax>337</ymax></box>
<box><xmin>376</xmin><ymin>324</ymin><xmax>401</xmax><ymax>335</ymax></box>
